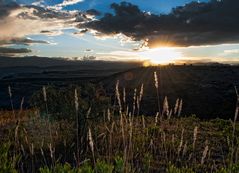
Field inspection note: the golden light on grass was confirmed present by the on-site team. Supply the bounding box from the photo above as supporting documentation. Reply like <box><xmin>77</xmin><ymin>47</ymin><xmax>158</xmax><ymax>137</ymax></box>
<box><xmin>139</xmin><ymin>47</ymin><xmax>182</xmax><ymax>65</ymax></box>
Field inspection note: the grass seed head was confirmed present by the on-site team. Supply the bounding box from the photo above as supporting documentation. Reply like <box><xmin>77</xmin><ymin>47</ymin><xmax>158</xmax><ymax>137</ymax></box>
<box><xmin>154</xmin><ymin>72</ymin><xmax>159</xmax><ymax>89</ymax></box>
<box><xmin>8</xmin><ymin>86</ymin><xmax>12</xmax><ymax>98</ymax></box>
<box><xmin>74</xmin><ymin>89</ymin><xmax>79</xmax><ymax>112</ymax></box>
<box><xmin>139</xmin><ymin>83</ymin><xmax>144</xmax><ymax>102</ymax></box>
<box><xmin>88</xmin><ymin>128</ymin><xmax>94</xmax><ymax>153</ymax></box>
<box><xmin>42</xmin><ymin>86</ymin><xmax>47</xmax><ymax>102</ymax></box>
<box><xmin>193</xmin><ymin>126</ymin><xmax>198</xmax><ymax>150</ymax></box>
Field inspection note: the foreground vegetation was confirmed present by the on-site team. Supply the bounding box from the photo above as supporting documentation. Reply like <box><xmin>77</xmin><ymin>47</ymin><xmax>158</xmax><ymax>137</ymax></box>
<box><xmin>1</xmin><ymin>72</ymin><xmax>239</xmax><ymax>173</ymax></box>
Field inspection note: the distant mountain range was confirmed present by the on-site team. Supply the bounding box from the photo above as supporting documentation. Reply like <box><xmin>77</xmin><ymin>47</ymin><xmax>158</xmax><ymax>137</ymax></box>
<box><xmin>0</xmin><ymin>56</ymin><xmax>141</xmax><ymax>68</ymax></box>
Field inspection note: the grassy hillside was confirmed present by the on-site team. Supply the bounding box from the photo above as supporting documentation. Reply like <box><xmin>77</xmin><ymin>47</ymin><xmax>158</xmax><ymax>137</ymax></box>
<box><xmin>0</xmin><ymin>70</ymin><xmax>239</xmax><ymax>172</ymax></box>
<box><xmin>0</xmin><ymin>110</ymin><xmax>239</xmax><ymax>172</ymax></box>
<box><xmin>102</xmin><ymin>66</ymin><xmax>239</xmax><ymax>119</ymax></box>
<box><xmin>1</xmin><ymin>65</ymin><xmax>239</xmax><ymax>119</ymax></box>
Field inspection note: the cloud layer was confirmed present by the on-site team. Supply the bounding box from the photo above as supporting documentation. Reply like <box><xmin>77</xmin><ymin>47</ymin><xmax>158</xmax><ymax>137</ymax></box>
<box><xmin>0</xmin><ymin>47</ymin><xmax>31</xmax><ymax>56</ymax></box>
<box><xmin>82</xmin><ymin>0</ymin><xmax>239</xmax><ymax>47</ymax></box>
<box><xmin>0</xmin><ymin>38</ymin><xmax>49</xmax><ymax>46</ymax></box>
<box><xmin>0</xmin><ymin>4</ymin><xmax>78</xmax><ymax>40</ymax></box>
<box><xmin>0</xmin><ymin>0</ymin><xmax>86</xmax><ymax>55</ymax></box>
<box><xmin>54</xmin><ymin>0</ymin><xmax>84</xmax><ymax>8</ymax></box>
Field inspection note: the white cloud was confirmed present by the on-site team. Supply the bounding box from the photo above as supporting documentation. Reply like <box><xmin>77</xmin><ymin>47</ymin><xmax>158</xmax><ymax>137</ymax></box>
<box><xmin>224</xmin><ymin>49</ymin><xmax>239</xmax><ymax>54</ymax></box>
<box><xmin>0</xmin><ymin>6</ymin><xmax>78</xmax><ymax>41</ymax></box>
<box><xmin>53</xmin><ymin>0</ymin><xmax>84</xmax><ymax>9</ymax></box>
<box><xmin>61</xmin><ymin>0</ymin><xmax>84</xmax><ymax>6</ymax></box>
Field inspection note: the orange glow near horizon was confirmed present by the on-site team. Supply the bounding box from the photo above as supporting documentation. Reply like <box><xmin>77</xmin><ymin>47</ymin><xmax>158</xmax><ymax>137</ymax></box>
<box><xmin>139</xmin><ymin>47</ymin><xmax>182</xmax><ymax>65</ymax></box>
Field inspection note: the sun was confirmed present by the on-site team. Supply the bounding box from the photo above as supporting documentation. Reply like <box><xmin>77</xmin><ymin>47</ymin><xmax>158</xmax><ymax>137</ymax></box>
<box><xmin>139</xmin><ymin>47</ymin><xmax>182</xmax><ymax>65</ymax></box>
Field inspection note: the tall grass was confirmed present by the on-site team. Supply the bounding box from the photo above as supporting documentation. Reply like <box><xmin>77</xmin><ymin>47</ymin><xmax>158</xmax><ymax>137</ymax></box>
<box><xmin>0</xmin><ymin>72</ymin><xmax>239</xmax><ymax>172</ymax></box>
<box><xmin>154</xmin><ymin>71</ymin><xmax>161</xmax><ymax>116</ymax></box>
<box><xmin>8</xmin><ymin>86</ymin><xmax>15</xmax><ymax>119</ymax></box>
<box><xmin>74</xmin><ymin>88</ymin><xmax>80</xmax><ymax>167</ymax></box>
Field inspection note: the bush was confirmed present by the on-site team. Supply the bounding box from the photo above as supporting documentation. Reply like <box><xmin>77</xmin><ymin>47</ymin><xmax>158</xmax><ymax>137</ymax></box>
<box><xmin>0</xmin><ymin>142</ymin><xmax>18</xmax><ymax>173</ymax></box>
<box><xmin>30</xmin><ymin>84</ymin><xmax>110</xmax><ymax>120</ymax></box>
<box><xmin>167</xmin><ymin>164</ymin><xmax>195</xmax><ymax>173</ymax></box>
<box><xmin>95</xmin><ymin>160</ymin><xmax>114</xmax><ymax>173</ymax></box>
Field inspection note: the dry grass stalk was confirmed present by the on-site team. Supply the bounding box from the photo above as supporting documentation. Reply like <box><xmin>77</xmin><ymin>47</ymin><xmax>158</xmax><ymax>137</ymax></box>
<box><xmin>74</xmin><ymin>88</ymin><xmax>80</xmax><ymax>166</ymax></box>
<box><xmin>115</xmin><ymin>80</ymin><xmax>122</xmax><ymax>114</ymax></box>
<box><xmin>20</xmin><ymin>144</ymin><xmax>26</xmax><ymax>156</ymax></box>
<box><xmin>201</xmin><ymin>140</ymin><xmax>209</xmax><ymax>165</ymax></box>
<box><xmin>19</xmin><ymin>97</ymin><xmax>24</xmax><ymax>114</ymax></box>
<box><xmin>162</xmin><ymin>131</ymin><xmax>166</xmax><ymax>143</ymax></box>
<box><xmin>149</xmin><ymin>138</ymin><xmax>155</xmax><ymax>155</ymax></box>
<box><xmin>172</xmin><ymin>134</ymin><xmax>175</xmax><ymax>146</ymax></box>
<box><xmin>88</xmin><ymin>128</ymin><xmax>95</xmax><ymax>165</ymax></box>
<box><xmin>182</xmin><ymin>141</ymin><xmax>188</xmax><ymax>157</ymax></box>
<box><xmin>30</xmin><ymin>143</ymin><xmax>35</xmax><ymax>172</ymax></box>
<box><xmin>154</xmin><ymin>72</ymin><xmax>159</xmax><ymax>89</ymax></box>
<box><xmin>193</xmin><ymin>126</ymin><xmax>198</xmax><ymax>151</ymax></box>
<box><xmin>74</xmin><ymin>89</ymin><xmax>79</xmax><ymax>112</ymax></box>
<box><xmin>162</xmin><ymin>96</ymin><xmax>169</xmax><ymax>118</ymax></box>
<box><xmin>123</xmin><ymin>87</ymin><xmax>126</xmax><ymax>106</ymax></box>
<box><xmin>8</xmin><ymin>86</ymin><xmax>12</xmax><ymax>98</ymax></box>
<box><xmin>107</xmin><ymin>108</ymin><xmax>111</xmax><ymax>122</ymax></box>
<box><xmin>115</xmin><ymin>82</ymin><xmax>125</xmax><ymax>150</ymax></box>
<box><xmin>42</xmin><ymin>86</ymin><xmax>53</xmax><ymax>156</ymax></box>
<box><xmin>178</xmin><ymin>99</ymin><xmax>183</xmax><ymax>117</ymax></box>
<box><xmin>126</xmin><ymin>105</ymin><xmax>129</xmax><ymax>116</ymax></box>
<box><xmin>40</xmin><ymin>147</ymin><xmax>47</xmax><ymax>165</ymax></box>
<box><xmin>127</xmin><ymin>112</ymin><xmax>134</xmax><ymax>161</ymax></box>
<box><xmin>88</xmin><ymin>128</ymin><xmax>94</xmax><ymax>153</ymax></box>
<box><xmin>168</xmin><ymin>109</ymin><xmax>172</xmax><ymax>120</ymax></box>
<box><xmin>142</xmin><ymin>115</ymin><xmax>145</xmax><ymax>129</ymax></box>
<box><xmin>137</xmin><ymin>83</ymin><xmax>144</xmax><ymax>116</ymax></box>
<box><xmin>86</xmin><ymin>107</ymin><xmax>91</xmax><ymax>119</ymax></box>
<box><xmin>14</xmin><ymin>123</ymin><xmax>20</xmax><ymax>145</ymax></box>
<box><xmin>48</xmin><ymin>143</ymin><xmax>53</xmax><ymax>160</ymax></box>
<box><xmin>154</xmin><ymin>71</ymin><xmax>161</xmax><ymax>115</ymax></box>
<box><xmin>154</xmin><ymin>112</ymin><xmax>159</xmax><ymax>126</ymax></box>
<box><xmin>8</xmin><ymin>86</ymin><xmax>15</xmax><ymax>119</ymax></box>
<box><xmin>178</xmin><ymin>128</ymin><xmax>184</xmax><ymax>156</ymax></box>
<box><xmin>139</xmin><ymin>84</ymin><xmax>144</xmax><ymax>102</ymax></box>
<box><xmin>30</xmin><ymin>143</ymin><xmax>34</xmax><ymax>156</ymax></box>
<box><xmin>231</xmin><ymin>86</ymin><xmax>239</xmax><ymax>164</ymax></box>
<box><xmin>174</xmin><ymin>98</ymin><xmax>179</xmax><ymax>115</ymax></box>
<box><xmin>136</xmin><ymin>96</ymin><xmax>140</xmax><ymax>116</ymax></box>
<box><xmin>132</xmin><ymin>88</ymin><xmax>137</xmax><ymax>116</ymax></box>
<box><xmin>42</xmin><ymin>86</ymin><xmax>47</xmax><ymax>102</ymax></box>
<box><xmin>24</xmin><ymin>130</ymin><xmax>29</xmax><ymax>145</ymax></box>
<box><xmin>107</xmin><ymin>122</ymin><xmax>115</xmax><ymax>160</ymax></box>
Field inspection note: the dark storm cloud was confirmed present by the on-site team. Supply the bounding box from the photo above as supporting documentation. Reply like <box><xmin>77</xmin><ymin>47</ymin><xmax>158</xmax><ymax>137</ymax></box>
<box><xmin>82</xmin><ymin>0</ymin><xmax>239</xmax><ymax>47</ymax></box>
<box><xmin>0</xmin><ymin>0</ymin><xmax>76</xmax><ymax>20</ymax></box>
<box><xmin>19</xmin><ymin>5</ymin><xmax>76</xmax><ymax>20</ymax></box>
<box><xmin>0</xmin><ymin>38</ymin><xmax>49</xmax><ymax>46</ymax></box>
<box><xmin>0</xmin><ymin>47</ymin><xmax>31</xmax><ymax>55</ymax></box>
<box><xmin>85</xmin><ymin>9</ymin><xmax>101</xmax><ymax>16</ymax></box>
<box><xmin>0</xmin><ymin>0</ymin><xmax>86</xmax><ymax>55</ymax></box>
<box><xmin>0</xmin><ymin>0</ymin><xmax>19</xmax><ymax>18</ymax></box>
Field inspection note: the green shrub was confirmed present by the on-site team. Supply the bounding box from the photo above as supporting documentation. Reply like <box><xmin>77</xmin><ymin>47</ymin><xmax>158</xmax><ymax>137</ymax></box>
<box><xmin>114</xmin><ymin>156</ymin><xmax>124</xmax><ymax>173</ymax></box>
<box><xmin>39</xmin><ymin>163</ymin><xmax>79</xmax><ymax>173</ymax></box>
<box><xmin>39</xmin><ymin>162</ymin><xmax>95</xmax><ymax>173</ymax></box>
<box><xmin>142</xmin><ymin>153</ymin><xmax>152</xmax><ymax>172</ymax></box>
<box><xmin>167</xmin><ymin>164</ymin><xmax>195</xmax><ymax>173</ymax></box>
<box><xmin>216</xmin><ymin>163</ymin><xmax>239</xmax><ymax>173</ymax></box>
<box><xmin>95</xmin><ymin>160</ymin><xmax>114</xmax><ymax>173</ymax></box>
<box><xmin>0</xmin><ymin>142</ymin><xmax>18</xmax><ymax>173</ymax></box>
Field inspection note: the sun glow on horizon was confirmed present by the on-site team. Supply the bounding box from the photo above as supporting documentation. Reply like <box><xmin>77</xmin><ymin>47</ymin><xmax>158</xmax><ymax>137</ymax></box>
<box><xmin>139</xmin><ymin>47</ymin><xmax>182</xmax><ymax>65</ymax></box>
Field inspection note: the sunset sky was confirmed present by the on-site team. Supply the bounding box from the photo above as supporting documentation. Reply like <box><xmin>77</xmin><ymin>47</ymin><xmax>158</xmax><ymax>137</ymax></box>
<box><xmin>1</xmin><ymin>0</ymin><xmax>239</xmax><ymax>64</ymax></box>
